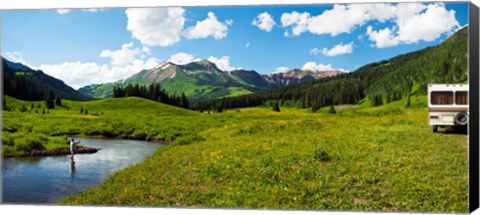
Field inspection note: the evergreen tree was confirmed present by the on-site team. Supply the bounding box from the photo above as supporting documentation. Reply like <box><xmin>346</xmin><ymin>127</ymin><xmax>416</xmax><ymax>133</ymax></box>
<box><xmin>45</xmin><ymin>90</ymin><xmax>55</xmax><ymax>109</ymax></box>
<box><xmin>55</xmin><ymin>96</ymin><xmax>62</xmax><ymax>106</ymax></box>
<box><xmin>311</xmin><ymin>101</ymin><xmax>321</xmax><ymax>113</ymax></box>
<box><xmin>272</xmin><ymin>101</ymin><xmax>280</xmax><ymax>112</ymax></box>
<box><xmin>84</xmin><ymin>109</ymin><xmax>88</xmax><ymax>114</ymax></box>
<box><xmin>80</xmin><ymin>107</ymin><xmax>84</xmax><ymax>114</ymax></box>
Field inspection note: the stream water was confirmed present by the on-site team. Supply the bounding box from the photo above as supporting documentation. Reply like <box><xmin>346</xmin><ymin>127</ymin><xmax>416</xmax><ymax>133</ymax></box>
<box><xmin>2</xmin><ymin>137</ymin><xmax>161</xmax><ymax>204</ymax></box>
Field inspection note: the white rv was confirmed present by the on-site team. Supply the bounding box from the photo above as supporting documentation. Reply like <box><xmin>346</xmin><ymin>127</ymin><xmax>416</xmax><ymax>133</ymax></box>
<box><xmin>428</xmin><ymin>84</ymin><xmax>469</xmax><ymax>132</ymax></box>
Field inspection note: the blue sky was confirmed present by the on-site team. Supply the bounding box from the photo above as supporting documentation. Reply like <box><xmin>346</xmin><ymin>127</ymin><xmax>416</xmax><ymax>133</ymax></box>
<box><xmin>1</xmin><ymin>2</ymin><xmax>469</xmax><ymax>89</ymax></box>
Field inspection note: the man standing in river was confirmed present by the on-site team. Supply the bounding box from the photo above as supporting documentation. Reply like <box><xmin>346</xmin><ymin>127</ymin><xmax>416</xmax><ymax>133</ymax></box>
<box><xmin>70</xmin><ymin>138</ymin><xmax>80</xmax><ymax>162</ymax></box>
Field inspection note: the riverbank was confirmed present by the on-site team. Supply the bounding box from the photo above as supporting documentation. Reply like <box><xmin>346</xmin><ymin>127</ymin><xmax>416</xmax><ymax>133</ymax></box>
<box><xmin>3</xmin><ymin>138</ymin><xmax>161</xmax><ymax>204</ymax></box>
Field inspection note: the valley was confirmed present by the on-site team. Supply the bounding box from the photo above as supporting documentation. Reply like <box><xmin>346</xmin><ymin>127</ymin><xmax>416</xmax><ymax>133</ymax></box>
<box><xmin>1</xmin><ymin>26</ymin><xmax>469</xmax><ymax>212</ymax></box>
<box><xmin>2</xmin><ymin>95</ymin><xmax>468</xmax><ymax>212</ymax></box>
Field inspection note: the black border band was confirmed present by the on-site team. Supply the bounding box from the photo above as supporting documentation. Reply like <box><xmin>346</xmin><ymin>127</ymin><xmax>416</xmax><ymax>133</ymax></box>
<box><xmin>469</xmin><ymin>2</ymin><xmax>479</xmax><ymax>213</ymax></box>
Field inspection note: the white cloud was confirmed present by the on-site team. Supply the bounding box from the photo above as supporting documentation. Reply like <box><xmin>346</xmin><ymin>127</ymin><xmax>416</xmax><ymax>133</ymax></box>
<box><xmin>246</xmin><ymin>42</ymin><xmax>251</xmax><ymax>48</ymax></box>
<box><xmin>366</xmin><ymin>26</ymin><xmax>399</xmax><ymax>48</ymax></box>
<box><xmin>396</xmin><ymin>3</ymin><xmax>459</xmax><ymax>43</ymax></box>
<box><xmin>302</xmin><ymin>61</ymin><xmax>334</xmax><ymax>72</ymax></box>
<box><xmin>207</xmin><ymin>56</ymin><xmax>239</xmax><ymax>71</ymax></box>
<box><xmin>168</xmin><ymin>52</ymin><xmax>198</xmax><ymax>65</ymax></box>
<box><xmin>4</xmin><ymin>51</ymin><xmax>28</xmax><ymax>65</ymax></box>
<box><xmin>99</xmin><ymin>42</ymin><xmax>151</xmax><ymax>66</ymax></box>
<box><xmin>183</xmin><ymin>12</ymin><xmax>230</xmax><ymax>40</ymax></box>
<box><xmin>322</xmin><ymin>42</ymin><xmax>354</xmax><ymax>56</ymax></box>
<box><xmin>366</xmin><ymin>3</ymin><xmax>460</xmax><ymax>48</ymax></box>
<box><xmin>34</xmin><ymin>43</ymin><xmax>160</xmax><ymax>89</ymax></box>
<box><xmin>281</xmin><ymin>11</ymin><xmax>310</xmax><ymax>36</ymax></box>
<box><xmin>309</xmin><ymin>48</ymin><xmax>320</xmax><ymax>55</ymax></box>
<box><xmin>281</xmin><ymin>4</ymin><xmax>396</xmax><ymax>37</ymax></box>
<box><xmin>280</xmin><ymin>2</ymin><xmax>458</xmax><ymax>47</ymax></box>
<box><xmin>252</xmin><ymin>12</ymin><xmax>276</xmax><ymax>32</ymax></box>
<box><xmin>273</xmin><ymin>66</ymin><xmax>290</xmax><ymax>74</ymax></box>
<box><xmin>126</xmin><ymin>7</ymin><xmax>186</xmax><ymax>47</ymax></box>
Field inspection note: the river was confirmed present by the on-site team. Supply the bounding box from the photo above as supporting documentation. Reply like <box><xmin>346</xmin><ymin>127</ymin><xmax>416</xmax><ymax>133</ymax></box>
<box><xmin>2</xmin><ymin>137</ymin><xmax>161</xmax><ymax>204</ymax></box>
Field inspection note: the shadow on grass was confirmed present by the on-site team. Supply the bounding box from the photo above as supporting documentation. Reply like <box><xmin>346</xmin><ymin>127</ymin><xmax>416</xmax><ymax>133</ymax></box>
<box><xmin>440</xmin><ymin>126</ymin><xmax>468</xmax><ymax>135</ymax></box>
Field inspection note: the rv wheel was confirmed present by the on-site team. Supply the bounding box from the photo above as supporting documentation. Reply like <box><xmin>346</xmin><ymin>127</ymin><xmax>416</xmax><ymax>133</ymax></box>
<box><xmin>432</xmin><ymin>125</ymin><xmax>438</xmax><ymax>133</ymax></box>
<box><xmin>455</xmin><ymin>112</ymin><xmax>469</xmax><ymax>126</ymax></box>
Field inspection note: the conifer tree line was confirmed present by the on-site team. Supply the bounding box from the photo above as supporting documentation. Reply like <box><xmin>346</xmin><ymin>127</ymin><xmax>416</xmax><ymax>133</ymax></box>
<box><xmin>4</xmin><ymin>74</ymin><xmax>51</xmax><ymax>101</ymax></box>
<box><xmin>112</xmin><ymin>83</ymin><xmax>190</xmax><ymax>109</ymax></box>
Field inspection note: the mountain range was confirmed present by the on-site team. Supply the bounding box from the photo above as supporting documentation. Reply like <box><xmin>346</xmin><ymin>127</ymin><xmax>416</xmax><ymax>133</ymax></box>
<box><xmin>79</xmin><ymin>60</ymin><xmax>344</xmax><ymax>100</ymax></box>
<box><xmin>2</xmin><ymin>26</ymin><xmax>467</xmax><ymax>106</ymax></box>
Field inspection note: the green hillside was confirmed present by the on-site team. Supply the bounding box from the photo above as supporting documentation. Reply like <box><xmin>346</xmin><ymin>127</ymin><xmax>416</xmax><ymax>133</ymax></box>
<box><xmin>2</xmin><ymin>57</ymin><xmax>92</xmax><ymax>101</ymax></box>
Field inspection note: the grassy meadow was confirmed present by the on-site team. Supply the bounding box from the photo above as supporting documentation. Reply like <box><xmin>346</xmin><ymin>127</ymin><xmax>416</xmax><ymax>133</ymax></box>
<box><xmin>1</xmin><ymin>95</ymin><xmax>468</xmax><ymax>212</ymax></box>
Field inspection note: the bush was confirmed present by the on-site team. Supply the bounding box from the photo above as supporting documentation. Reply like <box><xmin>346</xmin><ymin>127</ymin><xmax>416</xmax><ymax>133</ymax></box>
<box><xmin>2</xmin><ymin>132</ymin><xmax>15</xmax><ymax>146</ymax></box>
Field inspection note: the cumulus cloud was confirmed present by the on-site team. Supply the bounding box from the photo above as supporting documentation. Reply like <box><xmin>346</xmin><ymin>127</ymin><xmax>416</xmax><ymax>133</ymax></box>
<box><xmin>280</xmin><ymin>2</ymin><xmax>459</xmax><ymax>48</ymax></box>
<box><xmin>273</xmin><ymin>66</ymin><xmax>290</xmax><ymax>74</ymax></box>
<box><xmin>366</xmin><ymin>27</ymin><xmax>399</xmax><ymax>48</ymax></box>
<box><xmin>99</xmin><ymin>42</ymin><xmax>151</xmax><ymax>66</ymax></box>
<box><xmin>281</xmin><ymin>11</ymin><xmax>310</xmax><ymax>36</ymax></box>
<box><xmin>168</xmin><ymin>52</ymin><xmax>199</xmax><ymax>65</ymax></box>
<box><xmin>125</xmin><ymin>8</ymin><xmax>232</xmax><ymax>46</ymax></box>
<box><xmin>252</xmin><ymin>12</ymin><xmax>276</xmax><ymax>32</ymax></box>
<box><xmin>302</xmin><ymin>62</ymin><xmax>334</xmax><ymax>72</ymax></box>
<box><xmin>207</xmin><ymin>56</ymin><xmax>240</xmax><ymax>71</ymax></box>
<box><xmin>183</xmin><ymin>12</ymin><xmax>231</xmax><ymax>40</ymax></box>
<box><xmin>281</xmin><ymin>4</ymin><xmax>396</xmax><ymax>37</ymax></box>
<box><xmin>34</xmin><ymin>43</ymin><xmax>160</xmax><ymax>89</ymax></box>
<box><xmin>322</xmin><ymin>42</ymin><xmax>354</xmax><ymax>56</ymax></box>
<box><xmin>126</xmin><ymin>7</ymin><xmax>186</xmax><ymax>47</ymax></box>
<box><xmin>366</xmin><ymin>3</ymin><xmax>459</xmax><ymax>48</ymax></box>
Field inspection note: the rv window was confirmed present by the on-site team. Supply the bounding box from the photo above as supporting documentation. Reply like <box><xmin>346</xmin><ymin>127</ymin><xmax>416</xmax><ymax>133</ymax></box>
<box><xmin>431</xmin><ymin>91</ymin><xmax>453</xmax><ymax>105</ymax></box>
<box><xmin>455</xmin><ymin>91</ymin><xmax>468</xmax><ymax>105</ymax></box>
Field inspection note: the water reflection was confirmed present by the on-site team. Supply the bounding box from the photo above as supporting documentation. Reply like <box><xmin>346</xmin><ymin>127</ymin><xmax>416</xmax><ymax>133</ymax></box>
<box><xmin>2</xmin><ymin>138</ymin><xmax>161</xmax><ymax>204</ymax></box>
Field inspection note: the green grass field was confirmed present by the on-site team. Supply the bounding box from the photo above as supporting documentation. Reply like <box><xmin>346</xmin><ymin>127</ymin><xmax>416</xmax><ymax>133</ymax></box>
<box><xmin>1</xmin><ymin>96</ymin><xmax>468</xmax><ymax>212</ymax></box>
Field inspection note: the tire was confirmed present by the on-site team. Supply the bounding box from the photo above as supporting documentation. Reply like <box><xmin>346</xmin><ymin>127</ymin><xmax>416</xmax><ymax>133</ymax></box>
<box><xmin>455</xmin><ymin>112</ymin><xmax>469</xmax><ymax>126</ymax></box>
<box><xmin>432</xmin><ymin>125</ymin><xmax>438</xmax><ymax>133</ymax></box>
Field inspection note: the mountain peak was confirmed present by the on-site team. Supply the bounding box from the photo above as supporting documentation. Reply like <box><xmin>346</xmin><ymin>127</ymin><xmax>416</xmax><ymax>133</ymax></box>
<box><xmin>182</xmin><ymin>59</ymin><xmax>221</xmax><ymax>73</ymax></box>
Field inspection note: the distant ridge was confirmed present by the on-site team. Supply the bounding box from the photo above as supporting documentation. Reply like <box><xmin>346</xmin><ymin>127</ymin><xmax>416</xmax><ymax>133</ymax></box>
<box><xmin>2</xmin><ymin>57</ymin><xmax>92</xmax><ymax>101</ymax></box>
<box><xmin>79</xmin><ymin>60</ymin><xmax>344</xmax><ymax>100</ymax></box>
